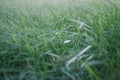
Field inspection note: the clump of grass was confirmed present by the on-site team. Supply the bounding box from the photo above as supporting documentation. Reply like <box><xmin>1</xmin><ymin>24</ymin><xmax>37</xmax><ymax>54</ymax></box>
<box><xmin>0</xmin><ymin>0</ymin><xmax>120</xmax><ymax>80</ymax></box>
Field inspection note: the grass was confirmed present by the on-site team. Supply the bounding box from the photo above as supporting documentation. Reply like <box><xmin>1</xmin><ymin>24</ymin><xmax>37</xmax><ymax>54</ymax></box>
<box><xmin>0</xmin><ymin>0</ymin><xmax>120</xmax><ymax>80</ymax></box>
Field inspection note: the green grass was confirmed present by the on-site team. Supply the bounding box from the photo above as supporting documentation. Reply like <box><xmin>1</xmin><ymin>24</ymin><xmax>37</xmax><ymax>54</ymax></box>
<box><xmin>0</xmin><ymin>0</ymin><xmax>120</xmax><ymax>80</ymax></box>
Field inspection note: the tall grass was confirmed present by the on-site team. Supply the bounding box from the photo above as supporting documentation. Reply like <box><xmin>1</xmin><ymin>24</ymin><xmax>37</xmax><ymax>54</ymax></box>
<box><xmin>0</xmin><ymin>0</ymin><xmax>120</xmax><ymax>80</ymax></box>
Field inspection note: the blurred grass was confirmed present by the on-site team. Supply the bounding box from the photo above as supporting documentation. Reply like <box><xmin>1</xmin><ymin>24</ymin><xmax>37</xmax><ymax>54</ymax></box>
<box><xmin>0</xmin><ymin>0</ymin><xmax>120</xmax><ymax>80</ymax></box>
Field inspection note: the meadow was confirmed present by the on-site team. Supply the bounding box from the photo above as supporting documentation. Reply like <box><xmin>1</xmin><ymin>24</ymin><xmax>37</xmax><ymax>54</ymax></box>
<box><xmin>0</xmin><ymin>0</ymin><xmax>120</xmax><ymax>80</ymax></box>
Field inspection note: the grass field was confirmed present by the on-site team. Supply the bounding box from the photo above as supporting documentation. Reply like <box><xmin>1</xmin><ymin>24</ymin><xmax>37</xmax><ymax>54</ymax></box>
<box><xmin>0</xmin><ymin>0</ymin><xmax>120</xmax><ymax>80</ymax></box>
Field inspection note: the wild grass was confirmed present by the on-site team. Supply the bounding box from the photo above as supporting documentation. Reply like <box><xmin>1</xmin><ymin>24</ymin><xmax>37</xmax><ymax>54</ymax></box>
<box><xmin>0</xmin><ymin>0</ymin><xmax>120</xmax><ymax>80</ymax></box>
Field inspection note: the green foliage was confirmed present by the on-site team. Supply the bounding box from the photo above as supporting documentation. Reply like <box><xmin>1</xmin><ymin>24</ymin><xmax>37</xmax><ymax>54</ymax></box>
<box><xmin>0</xmin><ymin>0</ymin><xmax>120</xmax><ymax>80</ymax></box>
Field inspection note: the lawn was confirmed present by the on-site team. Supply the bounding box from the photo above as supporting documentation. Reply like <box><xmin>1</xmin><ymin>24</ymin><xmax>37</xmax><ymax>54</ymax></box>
<box><xmin>0</xmin><ymin>0</ymin><xmax>120</xmax><ymax>80</ymax></box>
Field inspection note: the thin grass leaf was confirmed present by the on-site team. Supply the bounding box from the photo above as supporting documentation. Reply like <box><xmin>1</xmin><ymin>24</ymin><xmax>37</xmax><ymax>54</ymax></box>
<box><xmin>79</xmin><ymin>22</ymin><xmax>85</xmax><ymax>29</ymax></box>
<box><xmin>64</xmin><ymin>40</ymin><xmax>71</xmax><ymax>44</ymax></box>
<box><xmin>46</xmin><ymin>52</ymin><xmax>61</xmax><ymax>60</ymax></box>
<box><xmin>66</xmin><ymin>45</ymin><xmax>92</xmax><ymax>70</ymax></box>
<box><xmin>81</xmin><ymin>61</ymin><xmax>103</xmax><ymax>68</ymax></box>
